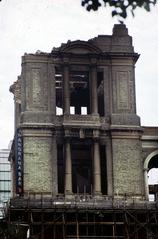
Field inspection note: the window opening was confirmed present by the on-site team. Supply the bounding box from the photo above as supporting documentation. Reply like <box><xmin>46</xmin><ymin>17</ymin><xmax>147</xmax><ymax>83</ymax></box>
<box><xmin>81</xmin><ymin>106</ymin><xmax>87</xmax><ymax>115</ymax></box>
<box><xmin>70</xmin><ymin>71</ymin><xmax>90</xmax><ymax>115</ymax></box>
<box><xmin>57</xmin><ymin>144</ymin><xmax>64</xmax><ymax>194</ymax></box>
<box><xmin>71</xmin><ymin>142</ymin><xmax>92</xmax><ymax>194</ymax></box>
<box><xmin>70</xmin><ymin>106</ymin><xmax>75</xmax><ymax>115</ymax></box>
<box><xmin>100</xmin><ymin>145</ymin><xmax>107</xmax><ymax>195</ymax></box>
<box><xmin>56</xmin><ymin>106</ymin><xmax>63</xmax><ymax>115</ymax></box>
<box><xmin>55</xmin><ymin>68</ymin><xmax>63</xmax><ymax>115</ymax></box>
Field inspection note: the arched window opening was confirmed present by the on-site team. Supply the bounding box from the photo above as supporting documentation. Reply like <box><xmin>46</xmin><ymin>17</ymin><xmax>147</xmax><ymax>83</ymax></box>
<box><xmin>147</xmin><ymin>154</ymin><xmax>158</xmax><ymax>201</ymax></box>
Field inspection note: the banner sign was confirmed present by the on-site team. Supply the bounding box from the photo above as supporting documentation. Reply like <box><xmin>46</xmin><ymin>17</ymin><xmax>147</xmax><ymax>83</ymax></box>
<box><xmin>15</xmin><ymin>128</ymin><xmax>23</xmax><ymax>195</ymax></box>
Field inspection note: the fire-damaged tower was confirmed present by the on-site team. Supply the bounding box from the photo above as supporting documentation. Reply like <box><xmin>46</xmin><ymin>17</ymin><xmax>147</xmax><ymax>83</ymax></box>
<box><xmin>8</xmin><ymin>24</ymin><xmax>158</xmax><ymax>238</ymax></box>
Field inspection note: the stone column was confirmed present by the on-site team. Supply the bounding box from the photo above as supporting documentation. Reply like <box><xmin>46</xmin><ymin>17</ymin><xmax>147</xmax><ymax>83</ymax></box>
<box><xmin>65</xmin><ymin>139</ymin><xmax>72</xmax><ymax>194</ymax></box>
<box><xmin>90</xmin><ymin>64</ymin><xmax>98</xmax><ymax>115</ymax></box>
<box><xmin>93</xmin><ymin>140</ymin><xmax>101</xmax><ymax>195</ymax></box>
<box><xmin>63</xmin><ymin>64</ymin><xmax>70</xmax><ymax>115</ymax></box>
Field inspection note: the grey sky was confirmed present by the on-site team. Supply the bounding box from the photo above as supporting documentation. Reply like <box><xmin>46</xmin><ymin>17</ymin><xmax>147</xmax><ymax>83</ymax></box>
<box><xmin>0</xmin><ymin>0</ymin><xmax>158</xmax><ymax>149</ymax></box>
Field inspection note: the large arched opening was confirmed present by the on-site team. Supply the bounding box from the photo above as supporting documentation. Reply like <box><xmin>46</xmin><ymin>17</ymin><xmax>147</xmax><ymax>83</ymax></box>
<box><xmin>144</xmin><ymin>150</ymin><xmax>158</xmax><ymax>201</ymax></box>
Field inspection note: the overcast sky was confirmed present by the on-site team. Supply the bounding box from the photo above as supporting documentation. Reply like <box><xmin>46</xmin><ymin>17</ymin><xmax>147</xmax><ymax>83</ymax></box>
<box><xmin>0</xmin><ymin>0</ymin><xmax>158</xmax><ymax>149</ymax></box>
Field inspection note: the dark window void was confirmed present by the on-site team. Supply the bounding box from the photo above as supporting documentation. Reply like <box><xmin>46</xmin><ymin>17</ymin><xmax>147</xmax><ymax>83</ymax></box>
<box><xmin>72</xmin><ymin>143</ymin><xmax>92</xmax><ymax>194</ymax></box>
<box><xmin>148</xmin><ymin>154</ymin><xmax>158</xmax><ymax>201</ymax></box>
<box><xmin>97</xmin><ymin>72</ymin><xmax>104</xmax><ymax>117</ymax></box>
<box><xmin>70</xmin><ymin>71</ymin><xmax>90</xmax><ymax>115</ymax></box>
<box><xmin>55</xmin><ymin>69</ymin><xmax>105</xmax><ymax>116</ymax></box>
<box><xmin>100</xmin><ymin>145</ymin><xmax>107</xmax><ymax>195</ymax></box>
<box><xmin>57</xmin><ymin>145</ymin><xmax>64</xmax><ymax>194</ymax></box>
<box><xmin>55</xmin><ymin>67</ymin><xmax>63</xmax><ymax>115</ymax></box>
<box><xmin>148</xmin><ymin>155</ymin><xmax>158</xmax><ymax>170</ymax></box>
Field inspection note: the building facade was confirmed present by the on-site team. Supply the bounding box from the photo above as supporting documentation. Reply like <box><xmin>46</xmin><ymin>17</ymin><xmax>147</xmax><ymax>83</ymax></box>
<box><xmin>8</xmin><ymin>24</ymin><xmax>158</xmax><ymax>238</ymax></box>
<box><xmin>0</xmin><ymin>149</ymin><xmax>11</xmax><ymax>219</ymax></box>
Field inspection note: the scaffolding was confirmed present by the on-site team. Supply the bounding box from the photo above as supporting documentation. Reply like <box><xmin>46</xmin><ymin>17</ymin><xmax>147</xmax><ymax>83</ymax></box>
<box><xmin>5</xmin><ymin>194</ymin><xmax>158</xmax><ymax>239</ymax></box>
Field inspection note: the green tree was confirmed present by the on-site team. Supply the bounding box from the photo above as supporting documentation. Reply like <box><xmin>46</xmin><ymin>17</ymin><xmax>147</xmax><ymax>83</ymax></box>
<box><xmin>81</xmin><ymin>0</ymin><xmax>157</xmax><ymax>19</ymax></box>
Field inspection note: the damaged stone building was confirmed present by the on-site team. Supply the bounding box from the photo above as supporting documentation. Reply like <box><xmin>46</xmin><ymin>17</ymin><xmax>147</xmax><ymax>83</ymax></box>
<box><xmin>8</xmin><ymin>24</ymin><xmax>158</xmax><ymax>238</ymax></box>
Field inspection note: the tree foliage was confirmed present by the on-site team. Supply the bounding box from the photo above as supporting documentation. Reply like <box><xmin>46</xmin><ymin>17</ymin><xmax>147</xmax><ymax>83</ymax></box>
<box><xmin>81</xmin><ymin>0</ymin><xmax>157</xmax><ymax>19</ymax></box>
